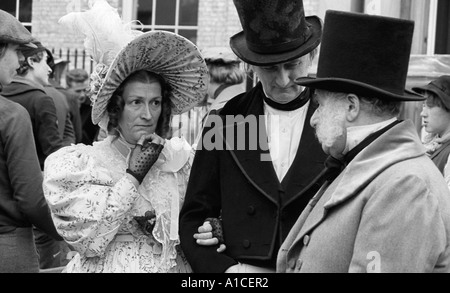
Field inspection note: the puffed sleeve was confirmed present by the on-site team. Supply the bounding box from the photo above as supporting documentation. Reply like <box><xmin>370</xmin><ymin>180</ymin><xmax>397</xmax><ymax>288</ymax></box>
<box><xmin>43</xmin><ymin>145</ymin><xmax>139</xmax><ymax>258</ymax></box>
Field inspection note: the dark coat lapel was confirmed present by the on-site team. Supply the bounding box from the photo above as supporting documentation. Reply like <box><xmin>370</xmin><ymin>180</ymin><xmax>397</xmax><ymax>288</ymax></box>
<box><xmin>220</xmin><ymin>83</ymin><xmax>280</xmax><ymax>204</ymax></box>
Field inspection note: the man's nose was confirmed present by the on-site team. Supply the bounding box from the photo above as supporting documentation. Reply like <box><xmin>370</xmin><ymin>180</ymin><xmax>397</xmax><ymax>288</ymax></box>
<box><xmin>275</xmin><ymin>68</ymin><xmax>291</xmax><ymax>87</ymax></box>
<box><xmin>420</xmin><ymin>107</ymin><xmax>427</xmax><ymax>117</ymax></box>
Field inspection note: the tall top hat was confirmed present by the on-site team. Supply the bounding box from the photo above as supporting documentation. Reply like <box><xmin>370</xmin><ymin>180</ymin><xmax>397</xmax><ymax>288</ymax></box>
<box><xmin>295</xmin><ymin>10</ymin><xmax>424</xmax><ymax>101</ymax></box>
<box><xmin>230</xmin><ymin>0</ymin><xmax>322</xmax><ymax>66</ymax></box>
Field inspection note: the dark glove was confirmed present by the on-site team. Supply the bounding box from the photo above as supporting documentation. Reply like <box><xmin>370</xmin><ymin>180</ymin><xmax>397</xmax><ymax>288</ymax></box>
<box><xmin>126</xmin><ymin>142</ymin><xmax>164</xmax><ymax>183</ymax></box>
<box><xmin>205</xmin><ymin>217</ymin><xmax>224</xmax><ymax>244</ymax></box>
<box><xmin>133</xmin><ymin>210</ymin><xmax>156</xmax><ymax>236</ymax></box>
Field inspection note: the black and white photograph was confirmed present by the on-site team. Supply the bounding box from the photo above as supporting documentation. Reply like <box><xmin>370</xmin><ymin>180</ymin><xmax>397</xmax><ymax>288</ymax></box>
<box><xmin>1</xmin><ymin>0</ymin><xmax>450</xmax><ymax>278</ymax></box>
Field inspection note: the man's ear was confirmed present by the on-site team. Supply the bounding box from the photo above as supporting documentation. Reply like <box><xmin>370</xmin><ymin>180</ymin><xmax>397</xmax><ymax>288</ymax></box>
<box><xmin>345</xmin><ymin>94</ymin><xmax>360</xmax><ymax>122</ymax></box>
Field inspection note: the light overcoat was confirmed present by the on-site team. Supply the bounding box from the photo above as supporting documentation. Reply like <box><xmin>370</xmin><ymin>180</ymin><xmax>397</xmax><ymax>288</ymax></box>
<box><xmin>277</xmin><ymin>121</ymin><xmax>450</xmax><ymax>273</ymax></box>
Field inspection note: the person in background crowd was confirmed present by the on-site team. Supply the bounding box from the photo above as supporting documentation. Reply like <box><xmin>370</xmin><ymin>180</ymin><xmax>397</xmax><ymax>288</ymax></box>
<box><xmin>2</xmin><ymin>39</ymin><xmax>65</xmax><ymax>271</ymax></box>
<box><xmin>182</xmin><ymin>46</ymin><xmax>247</xmax><ymax>148</ymax></box>
<box><xmin>66</xmin><ymin>68</ymin><xmax>89</xmax><ymax>105</ymax></box>
<box><xmin>2</xmin><ymin>40</ymin><xmax>63</xmax><ymax>169</ymax></box>
<box><xmin>414</xmin><ymin>76</ymin><xmax>450</xmax><ymax>188</ymax></box>
<box><xmin>171</xmin><ymin>47</ymin><xmax>246</xmax><ymax>145</ymax></box>
<box><xmin>66</xmin><ymin>68</ymin><xmax>99</xmax><ymax>144</ymax></box>
<box><xmin>178</xmin><ymin>46</ymin><xmax>247</xmax><ymax>148</ymax></box>
<box><xmin>179</xmin><ymin>0</ymin><xmax>327</xmax><ymax>273</ymax></box>
<box><xmin>0</xmin><ymin>9</ymin><xmax>62</xmax><ymax>273</ymax></box>
<box><xmin>202</xmin><ymin>46</ymin><xmax>246</xmax><ymax>113</ymax></box>
<box><xmin>44</xmin><ymin>48</ymin><xmax>76</xmax><ymax>146</ymax></box>
<box><xmin>277</xmin><ymin>10</ymin><xmax>450</xmax><ymax>273</ymax></box>
<box><xmin>54</xmin><ymin>65</ymin><xmax>84</xmax><ymax>144</ymax></box>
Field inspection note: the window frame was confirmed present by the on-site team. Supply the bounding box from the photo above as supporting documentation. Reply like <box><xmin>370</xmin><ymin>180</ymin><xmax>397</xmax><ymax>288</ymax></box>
<box><xmin>1</xmin><ymin>0</ymin><xmax>33</xmax><ymax>31</ymax></box>
<box><xmin>122</xmin><ymin>0</ymin><xmax>199</xmax><ymax>43</ymax></box>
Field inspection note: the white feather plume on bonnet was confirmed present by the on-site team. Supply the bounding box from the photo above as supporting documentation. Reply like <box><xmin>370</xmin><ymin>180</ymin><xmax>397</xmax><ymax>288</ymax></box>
<box><xmin>58</xmin><ymin>0</ymin><xmax>143</xmax><ymax>104</ymax></box>
<box><xmin>58</xmin><ymin>0</ymin><xmax>209</xmax><ymax>133</ymax></box>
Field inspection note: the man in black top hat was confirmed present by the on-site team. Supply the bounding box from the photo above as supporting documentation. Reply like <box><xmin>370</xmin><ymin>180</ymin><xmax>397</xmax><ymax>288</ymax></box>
<box><xmin>277</xmin><ymin>10</ymin><xmax>450</xmax><ymax>273</ymax></box>
<box><xmin>179</xmin><ymin>0</ymin><xmax>327</xmax><ymax>273</ymax></box>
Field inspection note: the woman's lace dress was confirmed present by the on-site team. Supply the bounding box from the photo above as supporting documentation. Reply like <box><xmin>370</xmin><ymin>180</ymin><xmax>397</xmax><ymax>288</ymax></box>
<box><xmin>43</xmin><ymin>136</ymin><xmax>193</xmax><ymax>273</ymax></box>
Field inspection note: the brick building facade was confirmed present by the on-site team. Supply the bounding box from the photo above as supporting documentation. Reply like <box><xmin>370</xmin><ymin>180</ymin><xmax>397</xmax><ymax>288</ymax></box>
<box><xmin>2</xmin><ymin>0</ymin><xmax>449</xmax><ymax>138</ymax></box>
<box><xmin>27</xmin><ymin>0</ymin><xmax>324</xmax><ymax>72</ymax></box>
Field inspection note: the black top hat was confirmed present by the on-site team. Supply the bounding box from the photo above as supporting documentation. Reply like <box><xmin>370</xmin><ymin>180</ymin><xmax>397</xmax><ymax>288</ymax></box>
<box><xmin>230</xmin><ymin>0</ymin><xmax>322</xmax><ymax>66</ymax></box>
<box><xmin>413</xmin><ymin>75</ymin><xmax>450</xmax><ymax>108</ymax></box>
<box><xmin>295</xmin><ymin>10</ymin><xmax>424</xmax><ymax>101</ymax></box>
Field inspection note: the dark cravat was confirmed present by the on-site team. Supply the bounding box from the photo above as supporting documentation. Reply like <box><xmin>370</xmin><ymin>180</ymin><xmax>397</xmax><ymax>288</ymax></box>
<box><xmin>263</xmin><ymin>88</ymin><xmax>311</xmax><ymax>111</ymax></box>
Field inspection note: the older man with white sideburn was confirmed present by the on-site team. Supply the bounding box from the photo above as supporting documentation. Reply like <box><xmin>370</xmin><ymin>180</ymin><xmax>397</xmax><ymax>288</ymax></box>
<box><xmin>277</xmin><ymin>10</ymin><xmax>450</xmax><ymax>273</ymax></box>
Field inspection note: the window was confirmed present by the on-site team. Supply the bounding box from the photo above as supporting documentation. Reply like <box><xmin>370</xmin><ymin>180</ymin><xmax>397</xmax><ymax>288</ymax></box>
<box><xmin>127</xmin><ymin>0</ymin><xmax>199</xmax><ymax>44</ymax></box>
<box><xmin>0</xmin><ymin>0</ymin><xmax>32</xmax><ymax>32</ymax></box>
<box><xmin>435</xmin><ymin>0</ymin><xmax>450</xmax><ymax>54</ymax></box>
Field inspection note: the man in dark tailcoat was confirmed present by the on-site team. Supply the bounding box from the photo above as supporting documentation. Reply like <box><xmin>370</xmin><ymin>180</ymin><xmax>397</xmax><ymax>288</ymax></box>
<box><xmin>179</xmin><ymin>0</ymin><xmax>327</xmax><ymax>273</ymax></box>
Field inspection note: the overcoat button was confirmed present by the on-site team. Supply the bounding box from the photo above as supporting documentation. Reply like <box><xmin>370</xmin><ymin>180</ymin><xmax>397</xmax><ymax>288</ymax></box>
<box><xmin>303</xmin><ymin>235</ymin><xmax>310</xmax><ymax>246</ymax></box>
<box><xmin>247</xmin><ymin>206</ymin><xmax>255</xmax><ymax>215</ymax></box>
<box><xmin>296</xmin><ymin>259</ymin><xmax>303</xmax><ymax>270</ymax></box>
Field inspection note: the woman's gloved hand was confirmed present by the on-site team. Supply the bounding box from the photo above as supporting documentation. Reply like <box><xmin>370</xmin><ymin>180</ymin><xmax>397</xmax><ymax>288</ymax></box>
<box><xmin>133</xmin><ymin>210</ymin><xmax>157</xmax><ymax>236</ymax></box>
<box><xmin>126</xmin><ymin>134</ymin><xmax>164</xmax><ymax>183</ymax></box>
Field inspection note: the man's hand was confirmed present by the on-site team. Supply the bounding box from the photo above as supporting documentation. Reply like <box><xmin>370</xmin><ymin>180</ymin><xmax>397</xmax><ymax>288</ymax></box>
<box><xmin>194</xmin><ymin>221</ymin><xmax>226</xmax><ymax>253</ymax></box>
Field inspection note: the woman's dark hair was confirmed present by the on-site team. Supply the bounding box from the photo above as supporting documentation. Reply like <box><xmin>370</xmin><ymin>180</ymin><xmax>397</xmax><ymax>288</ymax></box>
<box><xmin>106</xmin><ymin>70</ymin><xmax>173</xmax><ymax>138</ymax></box>
<box><xmin>0</xmin><ymin>43</ymin><xmax>7</xmax><ymax>58</ymax></box>
<box><xmin>16</xmin><ymin>50</ymin><xmax>45</xmax><ymax>76</ymax></box>
<box><xmin>425</xmin><ymin>92</ymin><xmax>450</xmax><ymax>112</ymax></box>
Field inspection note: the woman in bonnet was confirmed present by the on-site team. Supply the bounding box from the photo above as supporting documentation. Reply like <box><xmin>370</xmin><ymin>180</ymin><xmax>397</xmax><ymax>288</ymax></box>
<box><xmin>42</xmin><ymin>0</ymin><xmax>208</xmax><ymax>273</ymax></box>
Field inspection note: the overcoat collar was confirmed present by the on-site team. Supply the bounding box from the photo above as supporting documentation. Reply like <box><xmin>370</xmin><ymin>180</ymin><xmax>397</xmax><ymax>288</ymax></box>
<box><xmin>291</xmin><ymin>120</ymin><xmax>426</xmax><ymax>242</ymax></box>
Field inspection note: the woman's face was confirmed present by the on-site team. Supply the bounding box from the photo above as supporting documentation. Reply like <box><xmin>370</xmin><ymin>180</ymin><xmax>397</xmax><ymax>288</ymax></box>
<box><xmin>0</xmin><ymin>44</ymin><xmax>22</xmax><ymax>85</ymax></box>
<box><xmin>118</xmin><ymin>80</ymin><xmax>163</xmax><ymax>144</ymax></box>
<box><xmin>420</xmin><ymin>96</ymin><xmax>450</xmax><ymax>137</ymax></box>
<box><xmin>30</xmin><ymin>50</ymin><xmax>52</xmax><ymax>86</ymax></box>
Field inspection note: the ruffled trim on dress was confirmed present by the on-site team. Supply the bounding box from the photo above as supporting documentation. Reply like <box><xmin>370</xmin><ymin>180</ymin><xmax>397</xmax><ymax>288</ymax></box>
<box><xmin>138</xmin><ymin>136</ymin><xmax>192</xmax><ymax>272</ymax></box>
<box><xmin>110</xmin><ymin>135</ymin><xmax>192</xmax><ymax>272</ymax></box>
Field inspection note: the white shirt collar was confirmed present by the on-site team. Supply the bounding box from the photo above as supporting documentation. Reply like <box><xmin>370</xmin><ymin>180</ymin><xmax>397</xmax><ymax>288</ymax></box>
<box><xmin>345</xmin><ymin>117</ymin><xmax>398</xmax><ymax>154</ymax></box>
